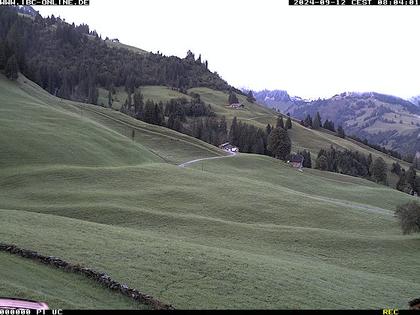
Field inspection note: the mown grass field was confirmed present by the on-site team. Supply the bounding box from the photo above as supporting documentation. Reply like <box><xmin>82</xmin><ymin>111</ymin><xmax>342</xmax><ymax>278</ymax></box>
<box><xmin>0</xmin><ymin>252</ymin><xmax>147</xmax><ymax>309</ymax></box>
<box><xmin>0</xmin><ymin>75</ymin><xmax>419</xmax><ymax>309</ymax></box>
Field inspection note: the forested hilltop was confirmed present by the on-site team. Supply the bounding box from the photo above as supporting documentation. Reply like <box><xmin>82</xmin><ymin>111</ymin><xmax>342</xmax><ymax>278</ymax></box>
<box><xmin>0</xmin><ymin>6</ymin><xmax>234</xmax><ymax>104</ymax></box>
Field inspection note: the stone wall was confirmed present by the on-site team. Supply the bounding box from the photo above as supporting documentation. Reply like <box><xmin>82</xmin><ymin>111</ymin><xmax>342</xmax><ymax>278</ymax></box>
<box><xmin>0</xmin><ymin>243</ymin><xmax>175</xmax><ymax>310</ymax></box>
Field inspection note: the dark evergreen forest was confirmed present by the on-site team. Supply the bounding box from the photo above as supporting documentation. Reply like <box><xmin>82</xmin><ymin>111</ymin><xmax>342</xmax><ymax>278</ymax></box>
<box><xmin>0</xmin><ymin>6</ymin><xmax>234</xmax><ymax>104</ymax></box>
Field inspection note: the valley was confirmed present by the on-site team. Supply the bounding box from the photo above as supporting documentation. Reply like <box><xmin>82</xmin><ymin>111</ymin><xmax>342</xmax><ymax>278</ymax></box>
<box><xmin>1</xmin><ymin>5</ymin><xmax>419</xmax><ymax>310</ymax></box>
<box><xmin>0</xmin><ymin>74</ymin><xmax>419</xmax><ymax>309</ymax></box>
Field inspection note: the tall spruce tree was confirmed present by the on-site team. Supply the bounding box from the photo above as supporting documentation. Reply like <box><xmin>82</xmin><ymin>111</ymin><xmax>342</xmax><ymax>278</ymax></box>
<box><xmin>285</xmin><ymin>116</ymin><xmax>292</xmax><ymax>129</ymax></box>
<box><xmin>266</xmin><ymin>124</ymin><xmax>272</xmax><ymax>136</ymax></box>
<box><xmin>108</xmin><ymin>90</ymin><xmax>112</xmax><ymax>108</ymax></box>
<box><xmin>143</xmin><ymin>100</ymin><xmax>156</xmax><ymax>124</ymax></box>
<box><xmin>413</xmin><ymin>156</ymin><xmax>420</xmax><ymax>170</ymax></box>
<box><xmin>246</xmin><ymin>90</ymin><xmax>255</xmax><ymax>103</ymax></box>
<box><xmin>5</xmin><ymin>54</ymin><xmax>18</xmax><ymax>80</ymax></box>
<box><xmin>276</xmin><ymin>116</ymin><xmax>284</xmax><ymax>129</ymax></box>
<box><xmin>133</xmin><ymin>90</ymin><xmax>144</xmax><ymax>118</ymax></box>
<box><xmin>304</xmin><ymin>114</ymin><xmax>312</xmax><ymax>128</ymax></box>
<box><xmin>298</xmin><ymin>150</ymin><xmax>312</xmax><ymax>168</ymax></box>
<box><xmin>337</xmin><ymin>125</ymin><xmax>346</xmax><ymax>138</ymax></box>
<box><xmin>0</xmin><ymin>41</ymin><xmax>6</xmax><ymax>70</ymax></box>
<box><xmin>372</xmin><ymin>157</ymin><xmax>387</xmax><ymax>184</ymax></box>
<box><xmin>312</xmin><ymin>112</ymin><xmax>322</xmax><ymax>130</ymax></box>
<box><xmin>228</xmin><ymin>91</ymin><xmax>239</xmax><ymax>105</ymax></box>
<box><xmin>406</xmin><ymin>166</ymin><xmax>417</xmax><ymax>194</ymax></box>
<box><xmin>267</xmin><ymin>127</ymin><xmax>291</xmax><ymax>161</ymax></box>
<box><xmin>229</xmin><ymin>116</ymin><xmax>239</xmax><ymax>145</ymax></box>
<box><xmin>316</xmin><ymin>155</ymin><xmax>328</xmax><ymax>171</ymax></box>
<box><xmin>396</xmin><ymin>170</ymin><xmax>408</xmax><ymax>192</ymax></box>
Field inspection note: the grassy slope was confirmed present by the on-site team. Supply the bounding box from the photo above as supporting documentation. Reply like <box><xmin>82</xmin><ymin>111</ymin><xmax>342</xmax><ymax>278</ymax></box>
<box><xmin>0</xmin><ymin>76</ymin><xmax>159</xmax><ymax>169</ymax></box>
<box><xmin>98</xmin><ymin>84</ymin><xmax>412</xmax><ymax>176</ymax></box>
<box><xmin>104</xmin><ymin>39</ymin><xmax>149</xmax><ymax>55</ymax></box>
<box><xmin>0</xmin><ymin>76</ymin><xmax>419</xmax><ymax>309</ymax></box>
<box><xmin>0</xmin><ymin>252</ymin><xmax>147</xmax><ymax>309</ymax></box>
<box><xmin>139</xmin><ymin>86</ymin><xmax>410</xmax><ymax>186</ymax></box>
<box><xmin>14</xmin><ymin>76</ymin><xmax>225</xmax><ymax>165</ymax></box>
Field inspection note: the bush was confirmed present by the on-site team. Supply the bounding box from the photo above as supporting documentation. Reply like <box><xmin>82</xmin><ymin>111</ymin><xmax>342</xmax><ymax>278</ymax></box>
<box><xmin>395</xmin><ymin>202</ymin><xmax>420</xmax><ymax>235</ymax></box>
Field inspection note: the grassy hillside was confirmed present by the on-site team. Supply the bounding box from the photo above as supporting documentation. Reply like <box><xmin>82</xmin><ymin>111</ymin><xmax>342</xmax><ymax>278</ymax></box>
<box><xmin>135</xmin><ymin>85</ymin><xmax>411</xmax><ymax>186</ymax></box>
<box><xmin>104</xmin><ymin>39</ymin><xmax>149</xmax><ymax>55</ymax></box>
<box><xmin>0</xmin><ymin>252</ymin><xmax>147</xmax><ymax>309</ymax></box>
<box><xmin>1</xmin><ymin>75</ymin><xmax>419</xmax><ymax>309</ymax></box>
<box><xmin>0</xmin><ymin>76</ymin><xmax>160</xmax><ymax>168</ymax></box>
<box><xmin>12</xmin><ymin>76</ymin><xmax>225</xmax><ymax>165</ymax></box>
<box><xmin>286</xmin><ymin>92</ymin><xmax>420</xmax><ymax>154</ymax></box>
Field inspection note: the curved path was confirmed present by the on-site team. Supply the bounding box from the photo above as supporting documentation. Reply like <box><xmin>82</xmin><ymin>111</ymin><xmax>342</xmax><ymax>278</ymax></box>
<box><xmin>178</xmin><ymin>151</ymin><xmax>237</xmax><ymax>168</ymax></box>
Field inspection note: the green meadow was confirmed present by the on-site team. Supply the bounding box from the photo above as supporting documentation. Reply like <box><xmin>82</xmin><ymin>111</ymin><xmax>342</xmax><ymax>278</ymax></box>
<box><xmin>0</xmin><ymin>252</ymin><xmax>147</xmax><ymax>309</ymax></box>
<box><xmin>0</xmin><ymin>75</ymin><xmax>419</xmax><ymax>309</ymax></box>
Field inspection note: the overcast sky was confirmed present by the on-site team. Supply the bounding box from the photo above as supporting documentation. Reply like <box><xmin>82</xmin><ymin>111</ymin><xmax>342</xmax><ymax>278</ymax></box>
<box><xmin>36</xmin><ymin>1</ymin><xmax>420</xmax><ymax>99</ymax></box>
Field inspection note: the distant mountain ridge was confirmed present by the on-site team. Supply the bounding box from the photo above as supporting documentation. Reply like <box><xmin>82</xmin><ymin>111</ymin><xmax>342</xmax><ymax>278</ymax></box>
<box><xmin>256</xmin><ymin>89</ymin><xmax>420</xmax><ymax>155</ymax></box>
<box><xmin>253</xmin><ymin>90</ymin><xmax>294</xmax><ymax>113</ymax></box>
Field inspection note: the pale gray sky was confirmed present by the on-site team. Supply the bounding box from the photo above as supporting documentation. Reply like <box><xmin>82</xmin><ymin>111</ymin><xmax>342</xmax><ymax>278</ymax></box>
<box><xmin>36</xmin><ymin>1</ymin><xmax>420</xmax><ymax>99</ymax></box>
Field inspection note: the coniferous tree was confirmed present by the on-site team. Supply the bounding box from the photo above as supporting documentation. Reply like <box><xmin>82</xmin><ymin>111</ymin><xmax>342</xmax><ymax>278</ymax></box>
<box><xmin>154</xmin><ymin>102</ymin><xmax>165</xmax><ymax>126</ymax></box>
<box><xmin>87</xmin><ymin>85</ymin><xmax>98</xmax><ymax>105</ymax></box>
<box><xmin>304</xmin><ymin>114</ymin><xmax>312</xmax><ymax>128</ymax></box>
<box><xmin>396</xmin><ymin>169</ymin><xmax>408</xmax><ymax>192</ymax></box>
<box><xmin>266</xmin><ymin>124</ymin><xmax>272</xmax><ymax>136</ymax></box>
<box><xmin>218</xmin><ymin>116</ymin><xmax>228</xmax><ymax>143</ymax></box>
<box><xmin>267</xmin><ymin>127</ymin><xmax>291</xmax><ymax>161</ymax></box>
<box><xmin>276</xmin><ymin>116</ymin><xmax>284</xmax><ymax>129</ymax></box>
<box><xmin>133</xmin><ymin>90</ymin><xmax>144</xmax><ymax>118</ymax></box>
<box><xmin>316</xmin><ymin>155</ymin><xmax>328</xmax><ymax>171</ymax></box>
<box><xmin>172</xmin><ymin>116</ymin><xmax>183</xmax><ymax>132</ymax></box>
<box><xmin>406</xmin><ymin>166</ymin><xmax>417</xmax><ymax>194</ymax></box>
<box><xmin>143</xmin><ymin>99</ymin><xmax>156</xmax><ymax>124</ymax></box>
<box><xmin>413</xmin><ymin>156</ymin><xmax>420</xmax><ymax>170</ymax></box>
<box><xmin>372</xmin><ymin>157</ymin><xmax>387</xmax><ymax>184</ymax></box>
<box><xmin>323</xmin><ymin>119</ymin><xmax>335</xmax><ymax>132</ymax></box>
<box><xmin>0</xmin><ymin>40</ymin><xmax>6</xmax><ymax>70</ymax></box>
<box><xmin>108</xmin><ymin>90</ymin><xmax>112</xmax><ymax>108</ymax></box>
<box><xmin>57</xmin><ymin>70</ymin><xmax>71</xmax><ymax>99</ymax></box>
<box><xmin>229</xmin><ymin>116</ymin><xmax>239</xmax><ymax>144</ymax></box>
<box><xmin>312</xmin><ymin>112</ymin><xmax>322</xmax><ymax>130</ymax></box>
<box><xmin>126</xmin><ymin>92</ymin><xmax>132</xmax><ymax>112</ymax></box>
<box><xmin>391</xmin><ymin>162</ymin><xmax>402</xmax><ymax>176</ymax></box>
<box><xmin>246</xmin><ymin>90</ymin><xmax>255</xmax><ymax>103</ymax></box>
<box><xmin>337</xmin><ymin>125</ymin><xmax>346</xmax><ymax>138</ymax></box>
<box><xmin>228</xmin><ymin>91</ymin><xmax>239</xmax><ymax>105</ymax></box>
<box><xmin>285</xmin><ymin>116</ymin><xmax>292</xmax><ymax>129</ymax></box>
<box><xmin>367</xmin><ymin>153</ymin><xmax>373</xmax><ymax>174</ymax></box>
<box><xmin>0</xmin><ymin>6</ymin><xmax>232</xmax><ymax>105</ymax></box>
<box><xmin>5</xmin><ymin>54</ymin><xmax>18</xmax><ymax>80</ymax></box>
<box><xmin>298</xmin><ymin>150</ymin><xmax>312</xmax><ymax>168</ymax></box>
<box><xmin>192</xmin><ymin>118</ymin><xmax>204</xmax><ymax>139</ymax></box>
